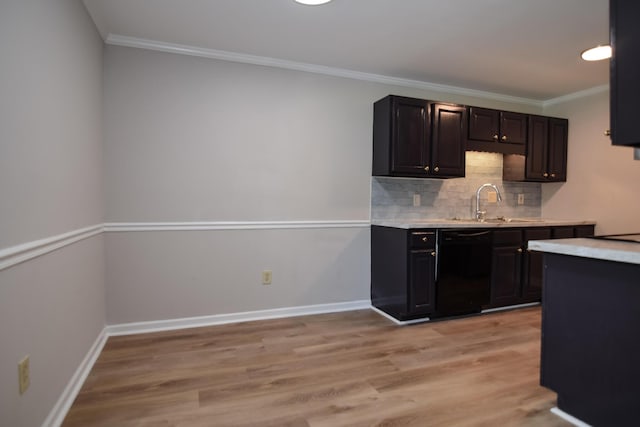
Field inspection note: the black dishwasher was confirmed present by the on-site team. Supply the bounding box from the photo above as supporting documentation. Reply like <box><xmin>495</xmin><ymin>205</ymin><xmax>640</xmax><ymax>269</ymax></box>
<box><xmin>434</xmin><ymin>229</ymin><xmax>492</xmax><ymax>317</ymax></box>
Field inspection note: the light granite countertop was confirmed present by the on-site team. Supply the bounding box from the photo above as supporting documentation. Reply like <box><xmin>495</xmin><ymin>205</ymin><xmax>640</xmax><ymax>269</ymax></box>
<box><xmin>371</xmin><ymin>218</ymin><xmax>596</xmax><ymax>229</ymax></box>
<box><xmin>528</xmin><ymin>238</ymin><xmax>640</xmax><ymax>265</ymax></box>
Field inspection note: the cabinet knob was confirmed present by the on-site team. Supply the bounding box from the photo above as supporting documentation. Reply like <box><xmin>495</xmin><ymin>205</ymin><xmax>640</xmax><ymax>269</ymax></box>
<box><xmin>434</xmin><ymin>166</ymin><xmax>440</xmax><ymax>172</ymax></box>
<box><xmin>517</xmin><ymin>248</ymin><xmax>523</xmax><ymax>253</ymax></box>
<box><xmin>431</xmin><ymin>251</ymin><xmax>436</xmax><ymax>257</ymax></box>
<box><xmin>551</xmin><ymin>173</ymin><xmax>556</xmax><ymax>178</ymax></box>
<box><xmin>424</xmin><ymin>166</ymin><xmax>430</xmax><ymax>172</ymax></box>
<box><xmin>422</xmin><ymin>237</ymin><xmax>429</xmax><ymax>242</ymax></box>
<box><xmin>501</xmin><ymin>135</ymin><xmax>508</xmax><ymax>141</ymax></box>
<box><xmin>604</xmin><ymin>129</ymin><xmax>611</xmax><ymax>136</ymax></box>
<box><xmin>543</xmin><ymin>172</ymin><xmax>549</xmax><ymax>177</ymax></box>
<box><xmin>493</xmin><ymin>134</ymin><xmax>499</xmax><ymax>141</ymax></box>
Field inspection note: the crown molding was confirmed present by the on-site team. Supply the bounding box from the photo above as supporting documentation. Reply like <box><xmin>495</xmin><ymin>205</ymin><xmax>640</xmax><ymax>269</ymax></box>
<box><xmin>542</xmin><ymin>84</ymin><xmax>609</xmax><ymax>108</ymax></box>
<box><xmin>105</xmin><ymin>34</ymin><xmax>544</xmax><ymax>108</ymax></box>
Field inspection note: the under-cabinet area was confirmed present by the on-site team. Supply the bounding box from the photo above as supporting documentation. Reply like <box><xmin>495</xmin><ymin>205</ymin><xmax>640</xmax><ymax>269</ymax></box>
<box><xmin>371</xmin><ymin>222</ymin><xmax>595</xmax><ymax>322</ymax></box>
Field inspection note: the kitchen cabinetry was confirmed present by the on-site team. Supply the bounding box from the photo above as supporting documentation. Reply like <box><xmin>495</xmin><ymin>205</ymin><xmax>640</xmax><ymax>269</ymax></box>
<box><xmin>575</xmin><ymin>225</ymin><xmax>596</xmax><ymax>237</ymax></box>
<box><xmin>430</xmin><ymin>103</ymin><xmax>467</xmax><ymax>177</ymax></box>
<box><xmin>503</xmin><ymin>116</ymin><xmax>568</xmax><ymax>182</ymax></box>
<box><xmin>371</xmin><ymin>223</ymin><xmax>595</xmax><ymax>322</ymax></box>
<box><xmin>551</xmin><ymin>226</ymin><xmax>574</xmax><ymax>239</ymax></box>
<box><xmin>489</xmin><ymin>229</ymin><xmax>523</xmax><ymax>307</ymax></box>
<box><xmin>527</xmin><ymin>116</ymin><xmax>568</xmax><ymax>182</ymax></box>
<box><xmin>487</xmin><ymin>225</ymin><xmax>595</xmax><ymax>308</ymax></box>
<box><xmin>372</xmin><ymin>95</ymin><xmax>466</xmax><ymax>178</ymax></box>
<box><xmin>610</xmin><ymin>0</ymin><xmax>640</xmax><ymax>147</ymax></box>
<box><xmin>467</xmin><ymin>107</ymin><xmax>527</xmax><ymax>154</ymax></box>
<box><xmin>521</xmin><ymin>228</ymin><xmax>552</xmax><ymax>302</ymax></box>
<box><xmin>371</xmin><ymin>226</ymin><xmax>436</xmax><ymax>320</ymax></box>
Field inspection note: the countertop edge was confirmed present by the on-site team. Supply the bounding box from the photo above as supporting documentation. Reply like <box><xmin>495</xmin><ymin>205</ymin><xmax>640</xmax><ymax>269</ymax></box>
<box><xmin>528</xmin><ymin>238</ymin><xmax>640</xmax><ymax>265</ymax></box>
<box><xmin>371</xmin><ymin>219</ymin><xmax>596</xmax><ymax>229</ymax></box>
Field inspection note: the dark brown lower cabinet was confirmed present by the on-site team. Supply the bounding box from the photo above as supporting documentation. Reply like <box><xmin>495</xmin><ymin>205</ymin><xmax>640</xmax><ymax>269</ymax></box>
<box><xmin>521</xmin><ymin>228</ymin><xmax>552</xmax><ymax>302</ymax></box>
<box><xmin>551</xmin><ymin>226</ymin><xmax>575</xmax><ymax>239</ymax></box>
<box><xmin>409</xmin><ymin>245</ymin><xmax>436</xmax><ymax>315</ymax></box>
<box><xmin>371</xmin><ymin>224</ymin><xmax>595</xmax><ymax>321</ymax></box>
<box><xmin>489</xmin><ymin>229</ymin><xmax>523</xmax><ymax>307</ymax></box>
<box><xmin>488</xmin><ymin>225</ymin><xmax>595</xmax><ymax>308</ymax></box>
<box><xmin>371</xmin><ymin>226</ymin><xmax>436</xmax><ymax>320</ymax></box>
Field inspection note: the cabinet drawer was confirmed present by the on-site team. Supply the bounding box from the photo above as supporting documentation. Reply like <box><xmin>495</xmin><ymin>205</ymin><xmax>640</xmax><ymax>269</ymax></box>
<box><xmin>410</xmin><ymin>231</ymin><xmax>436</xmax><ymax>248</ymax></box>
<box><xmin>493</xmin><ymin>229</ymin><xmax>523</xmax><ymax>245</ymax></box>
<box><xmin>524</xmin><ymin>227</ymin><xmax>552</xmax><ymax>242</ymax></box>
<box><xmin>552</xmin><ymin>226</ymin><xmax>574</xmax><ymax>239</ymax></box>
<box><xmin>575</xmin><ymin>225</ymin><xmax>595</xmax><ymax>238</ymax></box>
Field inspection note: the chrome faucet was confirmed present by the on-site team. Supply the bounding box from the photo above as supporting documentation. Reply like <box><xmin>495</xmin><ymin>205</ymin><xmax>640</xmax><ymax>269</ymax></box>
<box><xmin>475</xmin><ymin>183</ymin><xmax>502</xmax><ymax>222</ymax></box>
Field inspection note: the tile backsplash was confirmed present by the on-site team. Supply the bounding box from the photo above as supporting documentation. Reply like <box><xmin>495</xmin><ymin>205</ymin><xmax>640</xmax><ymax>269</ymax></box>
<box><xmin>371</xmin><ymin>152</ymin><xmax>541</xmax><ymax>221</ymax></box>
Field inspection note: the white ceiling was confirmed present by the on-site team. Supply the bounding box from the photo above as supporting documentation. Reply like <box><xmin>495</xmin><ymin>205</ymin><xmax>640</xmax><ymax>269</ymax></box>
<box><xmin>83</xmin><ymin>0</ymin><xmax>609</xmax><ymax>102</ymax></box>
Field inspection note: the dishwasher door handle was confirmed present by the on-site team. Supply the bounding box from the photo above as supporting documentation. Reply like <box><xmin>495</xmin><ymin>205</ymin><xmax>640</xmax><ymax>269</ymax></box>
<box><xmin>447</xmin><ymin>230</ymin><xmax>492</xmax><ymax>238</ymax></box>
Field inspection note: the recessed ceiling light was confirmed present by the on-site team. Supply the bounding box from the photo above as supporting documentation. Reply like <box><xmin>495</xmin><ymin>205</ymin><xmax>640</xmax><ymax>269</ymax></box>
<box><xmin>294</xmin><ymin>0</ymin><xmax>332</xmax><ymax>5</ymax></box>
<box><xmin>581</xmin><ymin>45</ymin><xmax>612</xmax><ymax>61</ymax></box>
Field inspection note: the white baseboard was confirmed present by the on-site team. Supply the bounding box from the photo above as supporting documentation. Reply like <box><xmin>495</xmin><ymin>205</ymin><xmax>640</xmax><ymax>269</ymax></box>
<box><xmin>42</xmin><ymin>329</ymin><xmax>108</xmax><ymax>427</ymax></box>
<box><xmin>106</xmin><ymin>300</ymin><xmax>372</xmax><ymax>336</ymax></box>
<box><xmin>550</xmin><ymin>407</ymin><xmax>592</xmax><ymax>427</ymax></box>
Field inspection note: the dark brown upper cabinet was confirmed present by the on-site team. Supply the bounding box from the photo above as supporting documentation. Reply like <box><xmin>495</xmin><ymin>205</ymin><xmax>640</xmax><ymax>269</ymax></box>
<box><xmin>373</xmin><ymin>95</ymin><xmax>466</xmax><ymax>178</ymax></box>
<box><xmin>503</xmin><ymin>116</ymin><xmax>568</xmax><ymax>182</ymax></box>
<box><xmin>467</xmin><ymin>107</ymin><xmax>527</xmax><ymax>154</ymax></box>
<box><xmin>610</xmin><ymin>0</ymin><xmax>640</xmax><ymax>147</ymax></box>
<box><xmin>430</xmin><ymin>103</ymin><xmax>467</xmax><ymax>177</ymax></box>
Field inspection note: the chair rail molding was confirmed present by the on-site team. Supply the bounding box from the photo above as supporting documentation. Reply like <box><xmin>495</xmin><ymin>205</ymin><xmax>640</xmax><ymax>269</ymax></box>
<box><xmin>0</xmin><ymin>220</ymin><xmax>370</xmax><ymax>272</ymax></box>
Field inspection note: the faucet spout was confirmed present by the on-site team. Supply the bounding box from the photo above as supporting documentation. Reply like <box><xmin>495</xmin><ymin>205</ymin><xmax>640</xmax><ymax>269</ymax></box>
<box><xmin>475</xmin><ymin>183</ymin><xmax>502</xmax><ymax>222</ymax></box>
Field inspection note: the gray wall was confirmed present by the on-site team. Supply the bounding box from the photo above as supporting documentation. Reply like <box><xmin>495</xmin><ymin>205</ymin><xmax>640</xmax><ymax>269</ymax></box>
<box><xmin>102</xmin><ymin>45</ymin><xmax>543</xmax><ymax>325</ymax></box>
<box><xmin>0</xmin><ymin>1</ymin><xmax>105</xmax><ymax>426</ymax></box>
<box><xmin>542</xmin><ymin>90</ymin><xmax>640</xmax><ymax>234</ymax></box>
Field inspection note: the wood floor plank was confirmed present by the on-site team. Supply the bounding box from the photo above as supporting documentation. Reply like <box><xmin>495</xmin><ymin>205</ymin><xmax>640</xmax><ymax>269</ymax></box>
<box><xmin>62</xmin><ymin>307</ymin><xmax>569</xmax><ymax>426</ymax></box>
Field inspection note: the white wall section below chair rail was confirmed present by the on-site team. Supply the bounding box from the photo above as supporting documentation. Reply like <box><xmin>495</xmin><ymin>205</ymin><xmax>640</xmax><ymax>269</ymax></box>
<box><xmin>0</xmin><ymin>220</ymin><xmax>370</xmax><ymax>272</ymax></box>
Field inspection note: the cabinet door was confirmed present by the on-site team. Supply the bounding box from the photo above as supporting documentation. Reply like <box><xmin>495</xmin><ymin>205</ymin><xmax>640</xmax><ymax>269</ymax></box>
<box><xmin>431</xmin><ymin>103</ymin><xmax>466</xmax><ymax>177</ymax></box>
<box><xmin>547</xmin><ymin>118</ymin><xmax>568</xmax><ymax>182</ymax></box>
<box><xmin>610</xmin><ymin>0</ymin><xmax>640</xmax><ymax>146</ymax></box>
<box><xmin>500</xmin><ymin>111</ymin><xmax>528</xmax><ymax>145</ymax></box>
<box><xmin>391</xmin><ymin>97</ymin><xmax>431</xmax><ymax>175</ymax></box>
<box><xmin>526</xmin><ymin>115</ymin><xmax>549</xmax><ymax>181</ymax></box>
<box><xmin>409</xmin><ymin>249</ymin><xmax>436</xmax><ymax>315</ymax></box>
<box><xmin>490</xmin><ymin>245</ymin><xmax>522</xmax><ymax>306</ymax></box>
<box><xmin>522</xmin><ymin>228</ymin><xmax>552</xmax><ymax>302</ymax></box>
<box><xmin>468</xmin><ymin>107</ymin><xmax>499</xmax><ymax>142</ymax></box>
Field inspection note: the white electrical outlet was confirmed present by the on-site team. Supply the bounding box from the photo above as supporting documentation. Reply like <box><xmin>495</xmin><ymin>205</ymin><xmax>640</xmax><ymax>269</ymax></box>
<box><xmin>518</xmin><ymin>194</ymin><xmax>525</xmax><ymax>205</ymax></box>
<box><xmin>413</xmin><ymin>193</ymin><xmax>421</xmax><ymax>207</ymax></box>
<box><xmin>262</xmin><ymin>270</ymin><xmax>272</xmax><ymax>285</ymax></box>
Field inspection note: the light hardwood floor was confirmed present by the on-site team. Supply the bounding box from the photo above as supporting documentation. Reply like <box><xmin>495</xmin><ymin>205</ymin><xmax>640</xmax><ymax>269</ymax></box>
<box><xmin>62</xmin><ymin>307</ymin><xmax>569</xmax><ymax>426</ymax></box>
